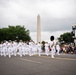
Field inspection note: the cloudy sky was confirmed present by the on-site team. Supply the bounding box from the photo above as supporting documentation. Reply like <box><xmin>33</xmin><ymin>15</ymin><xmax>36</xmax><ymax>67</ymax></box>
<box><xmin>0</xmin><ymin>0</ymin><xmax>76</xmax><ymax>42</ymax></box>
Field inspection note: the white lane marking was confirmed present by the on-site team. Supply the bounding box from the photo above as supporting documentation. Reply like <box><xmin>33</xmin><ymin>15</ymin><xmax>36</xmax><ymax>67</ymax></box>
<box><xmin>39</xmin><ymin>56</ymin><xmax>76</xmax><ymax>61</ymax></box>
<box><xmin>20</xmin><ymin>58</ymin><xmax>41</xmax><ymax>64</ymax></box>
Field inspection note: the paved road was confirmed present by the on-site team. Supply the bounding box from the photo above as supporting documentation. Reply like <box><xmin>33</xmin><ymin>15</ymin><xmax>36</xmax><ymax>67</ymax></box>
<box><xmin>0</xmin><ymin>54</ymin><xmax>76</xmax><ymax>75</ymax></box>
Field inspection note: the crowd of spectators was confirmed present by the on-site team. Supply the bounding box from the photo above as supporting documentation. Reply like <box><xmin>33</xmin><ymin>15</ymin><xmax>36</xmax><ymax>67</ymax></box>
<box><xmin>60</xmin><ymin>44</ymin><xmax>76</xmax><ymax>54</ymax></box>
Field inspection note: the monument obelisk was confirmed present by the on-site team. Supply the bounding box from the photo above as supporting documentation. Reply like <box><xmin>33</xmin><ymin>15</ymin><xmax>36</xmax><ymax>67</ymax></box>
<box><xmin>37</xmin><ymin>14</ymin><xmax>41</xmax><ymax>43</ymax></box>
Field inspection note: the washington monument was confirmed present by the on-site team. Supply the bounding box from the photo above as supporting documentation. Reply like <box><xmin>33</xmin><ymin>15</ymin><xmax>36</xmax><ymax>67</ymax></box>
<box><xmin>37</xmin><ymin>14</ymin><xmax>41</xmax><ymax>43</ymax></box>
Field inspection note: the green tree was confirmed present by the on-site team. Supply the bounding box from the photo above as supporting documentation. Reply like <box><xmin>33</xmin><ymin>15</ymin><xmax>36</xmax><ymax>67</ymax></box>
<box><xmin>58</xmin><ymin>32</ymin><xmax>73</xmax><ymax>43</ymax></box>
<box><xmin>0</xmin><ymin>25</ymin><xmax>31</xmax><ymax>42</ymax></box>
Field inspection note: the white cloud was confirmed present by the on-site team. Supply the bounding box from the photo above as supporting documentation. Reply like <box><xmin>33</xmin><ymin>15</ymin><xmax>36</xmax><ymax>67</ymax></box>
<box><xmin>48</xmin><ymin>0</ymin><xmax>75</xmax><ymax>18</ymax></box>
<box><xmin>0</xmin><ymin>0</ymin><xmax>76</xmax><ymax>41</ymax></box>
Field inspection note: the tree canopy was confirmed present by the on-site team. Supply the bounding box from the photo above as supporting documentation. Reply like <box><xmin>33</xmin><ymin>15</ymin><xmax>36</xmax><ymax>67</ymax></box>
<box><xmin>0</xmin><ymin>25</ymin><xmax>31</xmax><ymax>42</ymax></box>
<box><xmin>58</xmin><ymin>32</ymin><xmax>73</xmax><ymax>43</ymax></box>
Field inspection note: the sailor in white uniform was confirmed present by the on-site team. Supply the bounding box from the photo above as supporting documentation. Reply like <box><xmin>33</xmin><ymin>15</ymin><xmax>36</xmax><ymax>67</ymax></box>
<box><xmin>2</xmin><ymin>41</ymin><xmax>8</xmax><ymax>57</ymax></box>
<box><xmin>37</xmin><ymin>42</ymin><xmax>42</xmax><ymax>56</ymax></box>
<box><xmin>22</xmin><ymin>42</ymin><xmax>26</xmax><ymax>56</ymax></box>
<box><xmin>12</xmin><ymin>41</ymin><xmax>18</xmax><ymax>56</ymax></box>
<box><xmin>31</xmin><ymin>41</ymin><xmax>37</xmax><ymax>55</ymax></box>
<box><xmin>56</xmin><ymin>42</ymin><xmax>60</xmax><ymax>55</ymax></box>
<box><xmin>0</xmin><ymin>42</ymin><xmax>3</xmax><ymax>56</ymax></box>
<box><xmin>29</xmin><ymin>40</ymin><xmax>33</xmax><ymax>56</ymax></box>
<box><xmin>50</xmin><ymin>36</ymin><xmax>56</xmax><ymax>58</ymax></box>
<box><xmin>25</xmin><ymin>43</ymin><xmax>29</xmax><ymax>55</ymax></box>
<box><xmin>18</xmin><ymin>40</ymin><xmax>23</xmax><ymax>57</ymax></box>
<box><xmin>0</xmin><ymin>43</ymin><xmax>1</xmax><ymax>55</ymax></box>
<box><xmin>7</xmin><ymin>41</ymin><xmax>12</xmax><ymax>58</ymax></box>
<box><xmin>33</xmin><ymin>43</ymin><xmax>38</xmax><ymax>55</ymax></box>
<box><xmin>45</xmin><ymin>42</ymin><xmax>49</xmax><ymax>56</ymax></box>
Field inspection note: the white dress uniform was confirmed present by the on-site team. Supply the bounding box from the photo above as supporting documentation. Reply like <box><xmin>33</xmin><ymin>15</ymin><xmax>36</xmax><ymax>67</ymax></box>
<box><xmin>25</xmin><ymin>43</ymin><xmax>29</xmax><ymax>55</ymax></box>
<box><xmin>29</xmin><ymin>42</ymin><xmax>33</xmax><ymax>56</ymax></box>
<box><xmin>12</xmin><ymin>41</ymin><xmax>17</xmax><ymax>56</ymax></box>
<box><xmin>0</xmin><ymin>43</ymin><xmax>3</xmax><ymax>56</ymax></box>
<box><xmin>37</xmin><ymin>42</ymin><xmax>42</xmax><ymax>56</ymax></box>
<box><xmin>0</xmin><ymin>44</ymin><xmax>1</xmax><ymax>55</ymax></box>
<box><xmin>22</xmin><ymin>43</ymin><xmax>26</xmax><ymax>56</ymax></box>
<box><xmin>33</xmin><ymin>44</ymin><xmax>37</xmax><ymax>55</ymax></box>
<box><xmin>18</xmin><ymin>42</ymin><xmax>23</xmax><ymax>57</ymax></box>
<box><xmin>56</xmin><ymin>44</ymin><xmax>60</xmax><ymax>55</ymax></box>
<box><xmin>45</xmin><ymin>43</ymin><xmax>49</xmax><ymax>56</ymax></box>
<box><xmin>50</xmin><ymin>40</ymin><xmax>56</xmax><ymax>58</ymax></box>
<box><xmin>2</xmin><ymin>42</ymin><xmax>7</xmax><ymax>57</ymax></box>
<box><xmin>7</xmin><ymin>42</ymin><xmax>12</xmax><ymax>58</ymax></box>
<box><xmin>31</xmin><ymin>42</ymin><xmax>36</xmax><ymax>55</ymax></box>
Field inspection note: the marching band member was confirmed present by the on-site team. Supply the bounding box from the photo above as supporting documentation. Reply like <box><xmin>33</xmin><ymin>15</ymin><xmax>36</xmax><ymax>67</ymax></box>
<box><xmin>2</xmin><ymin>41</ymin><xmax>7</xmax><ymax>57</ymax></box>
<box><xmin>50</xmin><ymin>36</ymin><xmax>56</xmax><ymax>58</ymax></box>
<box><xmin>7</xmin><ymin>40</ymin><xmax>12</xmax><ymax>58</ymax></box>
<box><xmin>29</xmin><ymin>40</ymin><xmax>33</xmax><ymax>56</ymax></box>
<box><xmin>56</xmin><ymin>42</ymin><xmax>60</xmax><ymax>55</ymax></box>
<box><xmin>37</xmin><ymin>42</ymin><xmax>42</xmax><ymax>56</ymax></box>
<box><xmin>45</xmin><ymin>42</ymin><xmax>49</xmax><ymax>56</ymax></box>
<box><xmin>25</xmin><ymin>43</ymin><xmax>29</xmax><ymax>55</ymax></box>
<box><xmin>22</xmin><ymin>42</ymin><xmax>26</xmax><ymax>56</ymax></box>
<box><xmin>0</xmin><ymin>42</ymin><xmax>3</xmax><ymax>56</ymax></box>
<box><xmin>12</xmin><ymin>41</ymin><xmax>18</xmax><ymax>56</ymax></box>
<box><xmin>18</xmin><ymin>40</ymin><xmax>23</xmax><ymax>57</ymax></box>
